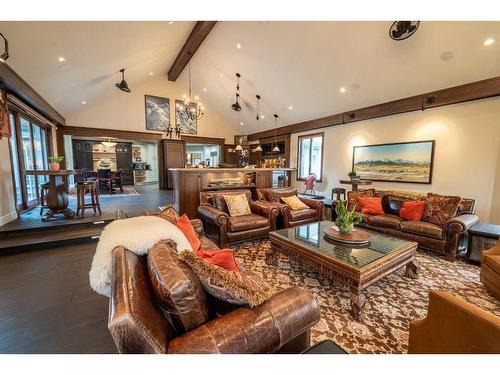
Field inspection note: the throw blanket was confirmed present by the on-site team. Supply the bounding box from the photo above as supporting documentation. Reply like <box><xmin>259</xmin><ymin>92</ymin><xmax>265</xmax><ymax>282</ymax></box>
<box><xmin>89</xmin><ymin>216</ymin><xmax>193</xmax><ymax>297</ymax></box>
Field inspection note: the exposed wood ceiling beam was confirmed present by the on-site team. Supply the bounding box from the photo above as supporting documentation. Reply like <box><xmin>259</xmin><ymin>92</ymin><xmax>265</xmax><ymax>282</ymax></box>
<box><xmin>0</xmin><ymin>62</ymin><xmax>65</xmax><ymax>125</ymax></box>
<box><xmin>248</xmin><ymin>76</ymin><xmax>500</xmax><ymax>141</ymax></box>
<box><xmin>168</xmin><ymin>21</ymin><xmax>217</xmax><ymax>82</ymax></box>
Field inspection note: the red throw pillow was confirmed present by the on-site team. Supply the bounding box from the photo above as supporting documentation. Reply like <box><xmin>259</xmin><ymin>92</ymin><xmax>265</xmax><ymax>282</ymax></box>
<box><xmin>196</xmin><ymin>248</ymin><xmax>241</xmax><ymax>272</ymax></box>
<box><xmin>358</xmin><ymin>196</ymin><xmax>384</xmax><ymax>215</ymax></box>
<box><xmin>176</xmin><ymin>214</ymin><xmax>201</xmax><ymax>251</ymax></box>
<box><xmin>399</xmin><ymin>200</ymin><xmax>426</xmax><ymax>221</ymax></box>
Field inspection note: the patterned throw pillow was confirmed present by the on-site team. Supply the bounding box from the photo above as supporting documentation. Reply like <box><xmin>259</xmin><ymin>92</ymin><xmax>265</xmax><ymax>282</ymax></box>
<box><xmin>281</xmin><ymin>195</ymin><xmax>309</xmax><ymax>211</ymax></box>
<box><xmin>223</xmin><ymin>193</ymin><xmax>251</xmax><ymax>217</ymax></box>
<box><xmin>178</xmin><ymin>250</ymin><xmax>275</xmax><ymax>307</ymax></box>
<box><xmin>141</xmin><ymin>204</ymin><xmax>180</xmax><ymax>224</ymax></box>
<box><xmin>347</xmin><ymin>189</ymin><xmax>375</xmax><ymax>212</ymax></box>
<box><xmin>421</xmin><ymin>193</ymin><xmax>462</xmax><ymax>227</ymax></box>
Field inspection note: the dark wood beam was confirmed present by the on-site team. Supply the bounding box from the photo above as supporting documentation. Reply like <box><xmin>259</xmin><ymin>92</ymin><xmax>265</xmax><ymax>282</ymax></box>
<box><xmin>167</xmin><ymin>21</ymin><xmax>217</xmax><ymax>82</ymax></box>
<box><xmin>59</xmin><ymin>125</ymin><xmax>163</xmax><ymax>142</ymax></box>
<box><xmin>248</xmin><ymin>76</ymin><xmax>500</xmax><ymax>141</ymax></box>
<box><xmin>0</xmin><ymin>62</ymin><xmax>65</xmax><ymax>126</ymax></box>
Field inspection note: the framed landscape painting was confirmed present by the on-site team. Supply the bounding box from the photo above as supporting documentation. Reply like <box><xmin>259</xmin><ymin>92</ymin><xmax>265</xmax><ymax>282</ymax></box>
<box><xmin>352</xmin><ymin>140</ymin><xmax>435</xmax><ymax>184</ymax></box>
<box><xmin>145</xmin><ymin>95</ymin><xmax>170</xmax><ymax>131</ymax></box>
<box><xmin>175</xmin><ymin>100</ymin><xmax>197</xmax><ymax>135</ymax></box>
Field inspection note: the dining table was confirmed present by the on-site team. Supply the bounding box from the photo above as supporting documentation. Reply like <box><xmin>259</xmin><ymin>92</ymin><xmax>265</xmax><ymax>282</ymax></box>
<box><xmin>24</xmin><ymin>169</ymin><xmax>75</xmax><ymax>221</ymax></box>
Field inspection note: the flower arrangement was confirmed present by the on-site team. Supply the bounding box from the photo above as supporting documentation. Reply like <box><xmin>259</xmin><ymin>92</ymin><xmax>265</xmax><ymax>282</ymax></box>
<box><xmin>335</xmin><ymin>200</ymin><xmax>362</xmax><ymax>234</ymax></box>
<box><xmin>99</xmin><ymin>158</ymin><xmax>111</xmax><ymax>169</ymax></box>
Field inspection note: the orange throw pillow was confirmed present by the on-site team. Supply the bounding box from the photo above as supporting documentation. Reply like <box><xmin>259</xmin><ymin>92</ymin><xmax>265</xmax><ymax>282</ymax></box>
<box><xmin>176</xmin><ymin>214</ymin><xmax>201</xmax><ymax>251</ymax></box>
<box><xmin>358</xmin><ymin>197</ymin><xmax>384</xmax><ymax>215</ymax></box>
<box><xmin>399</xmin><ymin>200</ymin><xmax>426</xmax><ymax>221</ymax></box>
<box><xmin>196</xmin><ymin>248</ymin><xmax>241</xmax><ymax>272</ymax></box>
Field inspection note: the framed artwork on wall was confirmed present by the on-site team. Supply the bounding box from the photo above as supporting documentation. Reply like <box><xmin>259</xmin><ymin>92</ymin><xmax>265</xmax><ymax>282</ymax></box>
<box><xmin>145</xmin><ymin>95</ymin><xmax>170</xmax><ymax>131</ymax></box>
<box><xmin>175</xmin><ymin>100</ymin><xmax>197</xmax><ymax>135</ymax></box>
<box><xmin>352</xmin><ymin>140</ymin><xmax>435</xmax><ymax>184</ymax></box>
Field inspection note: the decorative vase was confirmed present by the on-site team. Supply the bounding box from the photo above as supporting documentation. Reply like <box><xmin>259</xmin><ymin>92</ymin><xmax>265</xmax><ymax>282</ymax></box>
<box><xmin>349</xmin><ymin>175</ymin><xmax>359</xmax><ymax>181</ymax></box>
<box><xmin>49</xmin><ymin>162</ymin><xmax>60</xmax><ymax>172</ymax></box>
<box><xmin>338</xmin><ymin>223</ymin><xmax>354</xmax><ymax>234</ymax></box>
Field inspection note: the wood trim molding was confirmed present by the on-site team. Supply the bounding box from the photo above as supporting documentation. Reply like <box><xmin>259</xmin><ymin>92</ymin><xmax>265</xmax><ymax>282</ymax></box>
<box><xmin>59</xmin><ymin>125</ymin><xmax>164</xmax><ymax>141</ymax></box>
<box><xmin>167</xmin><ymin>21</ymin><xmax>217</xmax><ymax>82</ymax></box>
<box><xmin>248</xmin><ymin>76</ymin><xmax>500</xmax><ymax>140</ymax></box>
<box><xmin>180</xmin><ymin>135</ymin><xmax>225</xmax><ymax>145</ymax></box>
<box><xmin>0</xmin><ymin>63</ymin><xmax>65</xmax><ymax>126</ymax></box>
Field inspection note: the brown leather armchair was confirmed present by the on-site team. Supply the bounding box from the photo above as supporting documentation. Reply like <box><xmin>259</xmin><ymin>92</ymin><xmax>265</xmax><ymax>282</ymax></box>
<box><xmin>197</xmin><ymin>189</ymin><xmax>279</xmax><ymax>247</ymax></box>
<box><xmin>108</xmin><ymin>217</ymin><xmax>321</xmax><ymax>354</ymax></box>
<box><xmin>256</xmin><ymin>188</ymin><xmax>323</xmax><ymax>229</ymax></box>
<box><xmin>408</xmin><ymin>290</ymin><xmax>500</xmax><ymax>353</ymax></box>
<box><xmin>481</xmin><ymin>243</ymin><xmax>500</xmax><ymax>300</ymax></box>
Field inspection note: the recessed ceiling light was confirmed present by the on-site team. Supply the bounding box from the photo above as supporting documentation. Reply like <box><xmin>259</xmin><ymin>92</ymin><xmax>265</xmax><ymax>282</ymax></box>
<box><xmin>81</xmin><ymin>101</ymin><xmax>86</xmax><ymax>105</ymax></box>
<box><xmin>340</xmin><ymin>87</ymin><xmax>347</xmax><ymax>93</ymax></box>
<box><xmin>203</xmin><ymin>88</ymin><xmax>207</xmax><ymax>92</ymax></box>
<box><xmin>261</xmin><ymin>115</ymin><xmax>264</xmax><ymax>119</ymax></box>
<box><xmin>149</xmin><ymin>72</ymin><xmax>154</xmax><ymax>76</ymax></box>
<box><xmin>219</xmin><ymin>73</ymin><xmax>224</xmax><ymax>77</ymax></box>
<box><xmin>58</xmin><ymin>57</ymin><xmax>66</xmax><ymax>63</ymax></box>
<box><xmin>288</xmin><ymin>105</ymin><xmax>293</xmax><ymax>110</ymax></box>
<box><xmin>169</xmin><ymin>21</ymin><xmax>174</xmax><ymax>25</ymax></box>
<box><xmin>240</xmin><ymin>122</ymin><xmax>244</xmax><ymax>126</ymax></box>
<box><xmin>483</xmin><ymin>38</ymin><xmax>495</xmax><ymax>46</ymax></box>
<box><xmin>236</xmin><ymin>43</ymin><xmax>242</xmax><ymax>49</ymax></box>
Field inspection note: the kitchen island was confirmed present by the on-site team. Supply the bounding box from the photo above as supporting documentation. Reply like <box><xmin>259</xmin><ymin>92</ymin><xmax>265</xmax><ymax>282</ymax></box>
<box><xmin>170</xmin><ymin>168</ymin><xmax>295</xmax><ymax>218</ymax></box>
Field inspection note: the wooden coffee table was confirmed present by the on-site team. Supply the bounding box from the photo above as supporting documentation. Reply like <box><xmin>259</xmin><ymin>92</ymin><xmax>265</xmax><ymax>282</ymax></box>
<box><xmin>267</xmin><ymin>221</ymin><xmax>419</xmax><ymax>321</ymax></box>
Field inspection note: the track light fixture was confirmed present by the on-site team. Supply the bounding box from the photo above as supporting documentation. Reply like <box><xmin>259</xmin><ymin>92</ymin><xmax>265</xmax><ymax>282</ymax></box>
<box><xmin>0</xmin><ymin>33</ymin><xmax>9</xmax><ymax>62</ymax></box>
<box><xmin>115</xmin><ymin>68</ymin><xmax>131</xmax><ymax>93</ymax></box>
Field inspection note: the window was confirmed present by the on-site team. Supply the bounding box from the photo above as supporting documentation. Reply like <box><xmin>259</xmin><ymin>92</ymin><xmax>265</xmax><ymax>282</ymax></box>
<box><xmin>297</xmin><ymin>133</ymin><xmax>324</xmax><ymax>181</ymax></box>
<box><xmin>8</xmin><ymin>113</ymin><xmax>22</xmax><ymax>207</ymax></box>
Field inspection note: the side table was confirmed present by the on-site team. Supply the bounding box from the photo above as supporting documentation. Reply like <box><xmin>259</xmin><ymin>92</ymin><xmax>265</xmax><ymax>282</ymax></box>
<box><xmin>467</xmin><ymin>223</ymin><xmax>500</xmax><ymax>263</ymax></box>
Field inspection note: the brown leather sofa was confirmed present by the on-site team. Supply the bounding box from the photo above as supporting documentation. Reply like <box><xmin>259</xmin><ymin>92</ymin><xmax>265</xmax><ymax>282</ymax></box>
<box><xmin>256</xmin><ymin>188</ymin><xmax>324</xmax><ymax>228</ymax></box>
<box><xmin>480</xmin><ymin>243</ymin><xmax>500</xmax><ymax>300</ymax></box>
<box><xmin>197</xmin><ymin>189</ymin><xmax>279</xmax><ymax>247</ymax></box>
<box><xmin>353</xmin><ymin>190</ymin><xmax>478</xmax><ymax>261</ymax></box>
<box><xmin>408</xmin><ymin>290</ymin><xmax>500</xmax><ymax>353</ymax></box>
<box><xmin>108</xmin><ymin>216</ymin><xmax>321</xmax><ymax>354</ymax></box>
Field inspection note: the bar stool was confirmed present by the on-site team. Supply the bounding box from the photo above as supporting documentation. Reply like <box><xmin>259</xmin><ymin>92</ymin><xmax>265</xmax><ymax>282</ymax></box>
<box><xmin>331</xmin><ymin>187</ymin><xmax>347</xmax><ymax>201</ymax></box>
<box><xmin>76</xmin><ymin>181</ymin><xmax>101</xmax><ymax>218</ymax></box>
<box><xmin>40</xmin><ymin>182</ymin><xmax>50</xmax><ymax>215</ymax></box>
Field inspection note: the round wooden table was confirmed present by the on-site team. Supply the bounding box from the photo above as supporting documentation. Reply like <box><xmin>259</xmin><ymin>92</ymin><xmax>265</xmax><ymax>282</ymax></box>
<box><xmin>339</xmin><ymin>179</ymin><xmax>372</xmax><ymax>191</ymax></box>
<box><xmin>25</xmin><ymin>170</ymin><xmax>75</xmax><ymax>221</ymax></box>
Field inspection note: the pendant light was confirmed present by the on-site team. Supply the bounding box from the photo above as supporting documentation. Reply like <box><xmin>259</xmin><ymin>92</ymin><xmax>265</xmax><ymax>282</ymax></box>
<box><xmin>272</xmin><ymin>114</ymin><xmax>280</xmax><ymax>153</ymax></box>
<box><xmin>0</xmin><ymin>33</ymin><xmax>9</xmax><ymax>62</ymax></box>
<box><xmin>183</xmin><ymin>62</ymin><xmax>204</xmax><ymax>121</ymax></box>
<box><xmin>102</xmin><ymin>138</ymin><xmax>117</xmax><ymax>147</ymax></box>
<box><xmin>115</xmin><ymin>68</ymin><xmax>131</xmax><ymax>93</ymax></box>
<box><xmin>231</xmin><ymin>73</ymin><xmax>242</xmax><ymax>112</ymax></box>
<box><xmin>254</xmin><ymin>95</ymin><xmax>263</xmax><ymax>152</ymax></box>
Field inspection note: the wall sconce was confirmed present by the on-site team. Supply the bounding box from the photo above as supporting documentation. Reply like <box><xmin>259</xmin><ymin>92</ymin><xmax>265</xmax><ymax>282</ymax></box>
<box><xmin>0</xmin><ymin>33</ymin><xmax>9</xmax><ymax>62</ymax></box>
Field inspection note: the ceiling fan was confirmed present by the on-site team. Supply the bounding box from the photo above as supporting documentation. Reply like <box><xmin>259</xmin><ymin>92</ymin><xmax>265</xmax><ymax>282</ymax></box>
<box><xmin>115</xmin><ymin>68</ymin><xmax>131</xmax><ymax>93</ymax></box>
<box><xmin>389</xmin><ymin>21</ymin><xmax>420</xmax><ymax>41</ymax></box>
<box><xmin>231</xmin><ymin>73</ymin><xmax>242</xmax><ymax>112</ymax></box>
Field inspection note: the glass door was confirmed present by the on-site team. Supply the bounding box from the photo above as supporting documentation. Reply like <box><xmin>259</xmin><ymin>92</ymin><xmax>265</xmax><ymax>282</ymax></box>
<box><xmin>33</xmin><ymin>124</ymin><xmax>49</xmax><ymax>198</ymax></box>
<box><xmin>20</xmin><ymin>116</ymin><xmax>38</xmax><ymax>205</ymax></box>
<box><xmin>8</xmin><ymin>113</ymin><xmax>23</xmax><ymax>209</ymax></box>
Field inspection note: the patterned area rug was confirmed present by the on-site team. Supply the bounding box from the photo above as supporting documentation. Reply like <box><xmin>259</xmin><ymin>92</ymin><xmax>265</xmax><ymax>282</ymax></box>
<box><xmin>231</xmin><ymin>239</ymin><xmax>500</xmax><ymax>354</ymax></box>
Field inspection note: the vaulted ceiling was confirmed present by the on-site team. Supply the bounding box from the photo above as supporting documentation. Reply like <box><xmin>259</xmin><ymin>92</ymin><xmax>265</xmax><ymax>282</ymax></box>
<box><xmin>1</xmin><ymin>21</ymin><xmax>500</xmax><ymax>134</ymax></box>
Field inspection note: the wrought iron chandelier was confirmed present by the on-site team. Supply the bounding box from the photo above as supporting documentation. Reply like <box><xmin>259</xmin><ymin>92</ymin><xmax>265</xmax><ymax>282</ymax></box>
<box><xmin>181</xmin><ymin>62</ymin><xmax>204</xmax><ymax>121</ymax></box>
<box><xmin>254</xmin><ymin>95</ymin><xmax>263</xmax><ymax>152</ymax></box>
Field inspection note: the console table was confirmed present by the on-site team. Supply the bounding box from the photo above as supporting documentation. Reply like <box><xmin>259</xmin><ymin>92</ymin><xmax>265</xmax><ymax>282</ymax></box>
<box><xmin>339</xmin><ymin>179</ymin><xmax>372</xmax><ymax>191</ymax></box>
<box><xmin>25</xmin><ymin>170</ymin><xmax>75</xmax><ymax>221</ymax></box>
<box><xmin>467</xmin><ymin>223</ymin><xmax>500</xmax><ymax>263</ymax></box>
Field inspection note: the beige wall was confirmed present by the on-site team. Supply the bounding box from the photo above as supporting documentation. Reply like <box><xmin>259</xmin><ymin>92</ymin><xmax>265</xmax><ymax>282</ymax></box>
<box><xmin>290</xmin><ymin>98</ymin><xmax>500</xmax><ymax>222</ymax></box>
<box><xmin>491</xmin><ymin>145</ymin><xmax>500</xmax><ymax>223</ymax></box>
<box><xmin>66</xmin><ymin>76</ymin><xmax>239</xmax><ymax>144</ymax></box>
<box><xmin>0</xmin><ymin>138</ymin><xmax>17</xmax><ymax>225</ymax></box>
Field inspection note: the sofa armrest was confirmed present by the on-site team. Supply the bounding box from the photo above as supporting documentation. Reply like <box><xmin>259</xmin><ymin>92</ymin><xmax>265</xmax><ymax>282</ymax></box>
<box><xmin>197</xmin><ymin>204</ymin><xmax>229</xmax><ymax>225</ymax></box>
<box><xmin>197</xmin><ymin>204</ymin><xmax>229</xmax><ymax>247</ymax></box>
<box><xmin>190</xmin><ymin>218</ymin><xmax>205</xmax><ymax>236</ymax></box>
<box><xmin>299</xmin><ymin>197</ymin><xmax>324</xmax><ymax>211</ymax></box>
<box><xmin>483</xmin><ymin>242</ymin><xmax>500</xmax><ymax>258</ymax></box>
<box><xmin>167</xmin><ymin>287</ymin><xmax>320</xmax><ymax>354</ymax></box>
<box><xmin>408</xmin><ymin>290</ymin><xmax>500</xmax><ymax>353</ymax></box>
<box><xmin>445</xmin><ymin>214</ymin><xmax>479</xmax><ymax>234</ymax></box>
<box><xmin>250</xmin><ymin>201</ymin><xmax>280</xmax><ymax>231</ymax></box>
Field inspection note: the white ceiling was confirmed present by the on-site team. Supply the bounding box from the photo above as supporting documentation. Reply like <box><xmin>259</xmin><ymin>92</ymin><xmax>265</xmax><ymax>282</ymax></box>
<box><xmin>1</xmin><ymin>21</ymin><xmax>500</xmax><ymax>134</ymax></box>
<box><xmin>0</xmin><ymin>21</ymin><xmax>195</xmax><ymax>115</ymax></box>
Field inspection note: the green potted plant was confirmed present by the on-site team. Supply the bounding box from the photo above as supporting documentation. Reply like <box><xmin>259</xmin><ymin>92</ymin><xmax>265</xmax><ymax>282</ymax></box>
<box><xmin>48</xmin><ymin>156</ymin><xmax>64</xmax><ymax>172</ymax></box>
<box><xmin>335</xmin><ymin>200</ymin><xmax>362</xmax><ymax>234</ymax></box>
<box><xmin>348</xmin><ymin>170</ymin><xmax>359</xmax><ymax>181</ymax></box>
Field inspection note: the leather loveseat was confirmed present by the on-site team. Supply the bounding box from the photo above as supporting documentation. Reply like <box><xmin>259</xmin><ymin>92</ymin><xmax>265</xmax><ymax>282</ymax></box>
<box><xmin>197</xmin><ymin>189</ymin><xmax>279</xmax><ymax>247</ymax></box>
<box><xmin>108</xmin><ymin>215</ymin><xmax>321</xmax><ymax>354</ymax></box>
<box><xmin>256</xmin><ymin>188</ymin><xmax>323</xmax><ymax>229</ymax></box>
<box><xmin>481</xmin><ymin>242</ymin><xmax>500</xmax><ymax>300</ymax></box>
<box><xmin>352</xmin><ymin>190</ymin><xmax>478</xmax><ymax>261</ymax></box>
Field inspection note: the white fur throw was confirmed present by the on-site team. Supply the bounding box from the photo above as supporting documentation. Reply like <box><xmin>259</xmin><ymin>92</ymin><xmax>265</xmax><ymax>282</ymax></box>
<box><xmin>89</xmin><ymin>216</ymin><xmax>193</xmax><ymax>297</ymax></box>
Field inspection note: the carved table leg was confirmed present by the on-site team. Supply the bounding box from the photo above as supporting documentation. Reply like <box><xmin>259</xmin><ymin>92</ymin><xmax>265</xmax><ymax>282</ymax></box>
<box><xmin>404</xmin><ymin>259</ymin><xmax>419</xmax><ymax>279</ymax></box>
<box><xmin>265</xmin><ymin>245</ymin><xmax>279</xmax><ymax>267</ymax></box>
<box><xmin>350</xmin><ymin>291</ymin><xmax>366</xmax><ymax>321</ymax></box>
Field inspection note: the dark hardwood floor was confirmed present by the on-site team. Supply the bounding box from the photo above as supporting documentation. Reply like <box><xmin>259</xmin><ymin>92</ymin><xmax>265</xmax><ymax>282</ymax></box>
<box><xmin>0</xmin><ymin>184</ymin><xmax>174</xmax><ymax>353</ymax></box>
<box><xmin>0</xmin><ymin>240</ymin><xmax>116</xmax><ymax>353</ymax></box>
